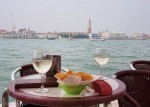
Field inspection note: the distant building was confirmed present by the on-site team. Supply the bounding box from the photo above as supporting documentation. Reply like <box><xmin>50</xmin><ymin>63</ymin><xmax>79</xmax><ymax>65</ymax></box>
<box><xmin>36</xmin><ymin>32</ymin><xmax>58</xmax><ymax>39</ymax></box>
<box><xmin>0</xmin><ymin>30</ymin><xmax>17</xmax><ymax>38</ymax></box>
<box><xmin>0</xmin><ymin>30</ymin><xmax>7</xmax><ymax>34</ymax></box>
<box><xmin>87</xmin><ymin>17</ymin><xmax>92</xmax><ymax>34</ymax></box>
<box><xmin>18</xmin><ymin>28</ymin><xmax>27</xmax><ymax>38</ymax></box>
<box><xmin>1</xmin><ymin>17</ymin><xmax>150</xmax><ymax>40</ymax></box>
<box><xmin>88</xmin><ymin>18</ymin><xmax>128</xmax><ymax>40</ymax></box>
<box><xmin>37</xmin><ymin>33</ymin><xmax>47</xmax><ymax>39</ymax></box>
<box><xmin>18</xmin><ymin>28</ymin><xmax>37</xmax><ymax>39</ymax></box>
<box><xmin>0</xmin><ymin>30</ymin><xmax>8</xmax><ymax>38</ymax></box>
<box><xmin>101</xmin><ymin>31</ymin><xmax>127</xmax><ymax>40</ymax></box>
<box><xmin>109</xmin><ymin>32</ymin><xmax>127</xmax><ymax>39</ymax></box>
<box><xmin>132</xmin><ymin>33</ymin><xmax>150</xmax><ymax>40</ymax></box>
<box><xmin>101</xmin><ymin>31</ymin><xmax>110</xmax><ymax>39</ymax></box>
<box><xmin>128</xmin><ymin>34</ymin><xmax>136</xmax><ymax>39</ymax></box>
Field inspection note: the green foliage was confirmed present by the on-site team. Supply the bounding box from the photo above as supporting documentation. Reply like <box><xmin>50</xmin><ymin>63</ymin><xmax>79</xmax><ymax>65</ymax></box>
<box><xmin>61</xmin><ymin>34</ymin><xmax>88</xmax><ymax>39</ymax></box>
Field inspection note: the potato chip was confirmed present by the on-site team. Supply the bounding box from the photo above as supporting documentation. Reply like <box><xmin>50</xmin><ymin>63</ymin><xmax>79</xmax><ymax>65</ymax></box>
<box><xmin>76</xmin><ymin>72</ymin><xmax>93</xmax><ymax>81</ymax></box>
<box><xmin>66</xmin><ymin>70</ymin><xmax>75</xmax><ymax>75</ymax></box>
<box><xmin>56</xmin><ymin>72</ymin><xmax>67</xmax><ymax>80</ymax></box>
<box><xmin>56</xmin><ymin>70</ymin><xmax>93</xmax><ymax>81</ymax></box>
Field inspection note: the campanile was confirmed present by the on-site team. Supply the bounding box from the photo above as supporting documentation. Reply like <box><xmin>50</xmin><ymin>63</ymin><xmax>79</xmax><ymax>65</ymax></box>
<box><xmin>87</xmin><ymin>17</ymin><xmax>92</xmax><ymax>34</ymax></box>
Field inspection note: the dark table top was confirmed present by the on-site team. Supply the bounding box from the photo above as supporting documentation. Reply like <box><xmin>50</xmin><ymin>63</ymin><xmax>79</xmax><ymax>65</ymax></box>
<box><xmin>7</xmin><ymin>75</ymin><xmax>126</xmax><ymax>107</ymax></box>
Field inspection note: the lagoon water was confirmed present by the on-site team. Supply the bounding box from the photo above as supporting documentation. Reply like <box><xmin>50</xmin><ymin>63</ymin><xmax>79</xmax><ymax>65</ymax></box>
<box><xmin>0</xmin><ymin>39</ymin><xmax>150</xmax><ymax>103</ymax></box>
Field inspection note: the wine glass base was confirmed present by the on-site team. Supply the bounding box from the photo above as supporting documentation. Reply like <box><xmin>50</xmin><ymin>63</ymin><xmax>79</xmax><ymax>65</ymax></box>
<box><xmin>98</xmin><ymin>75</ymin><xmax>107</xmax><ymax>80</ymax></box>
<box><xmin>34</xmin><ymin>88</ymin><xmax>50</xmax><ymax>93</ymax></box>
<box><xmin>100</xmin><ymin>76</ymin><xmax>107</xmax><ymax>80</ymax></box>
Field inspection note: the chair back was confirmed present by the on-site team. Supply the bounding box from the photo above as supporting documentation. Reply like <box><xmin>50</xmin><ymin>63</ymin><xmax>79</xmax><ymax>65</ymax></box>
<box><xmin>46</xmin><ymin>55</ymin><xmax>61</xmax><ymax>77</ymax></box>
<box><xmin>130</xmin><ymin>60</ymin><xmax>150</xmax><ymax>71</ymax></box>
<box><xmin>19</xmin><ymin>55</ymin><xmax>61</xmax><ymax>77</ymax></box>
<box><xmin>115</xmin><ymin>70</ymin><xmax>150</xmax><ymax>107</ymax></box>
<box><xmin>20</xmin><ymin>64</ymin><xmax>37</xmax><ymax>77</ymax></box>
<box><xmin>11</xmin><ymin>55</ymin><xmax>61</xmax><ymax>107</ymax></box>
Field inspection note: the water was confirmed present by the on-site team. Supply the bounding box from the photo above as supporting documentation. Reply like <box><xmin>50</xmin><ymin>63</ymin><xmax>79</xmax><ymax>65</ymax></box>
<box><xmin>0</xmin><ymin>39</ymin><xmax>150</xmax><ymax>103</ymax></box>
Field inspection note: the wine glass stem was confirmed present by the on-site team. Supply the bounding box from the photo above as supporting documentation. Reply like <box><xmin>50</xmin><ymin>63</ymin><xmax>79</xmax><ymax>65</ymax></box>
<box><xmin>100</xmin><ymin>66</ymin><xmax>103</xmax><ymax>77</ymax></box>
<box><xmin>41</xmin><ymin>74</ymin><xmax>45</xmax><ymax>89</ymax></box>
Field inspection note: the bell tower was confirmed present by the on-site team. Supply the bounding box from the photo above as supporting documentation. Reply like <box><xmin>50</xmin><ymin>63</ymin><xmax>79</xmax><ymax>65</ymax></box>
<box><xmin>87</xmin><ymin>17</ymin><xmax>92</xmax><ymax>34</ymax></box>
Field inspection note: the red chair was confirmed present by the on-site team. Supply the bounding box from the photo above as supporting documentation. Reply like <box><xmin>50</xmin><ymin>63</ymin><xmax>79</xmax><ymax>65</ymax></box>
<box><xmin>130</xmin><ymin>60</ymin><xmax>150</xmax><ymax>71</ymax></box>
<box><xmin>115</xmin><ymin>70</ymin><xmax>150</xmax><ymax>107</ymax></box>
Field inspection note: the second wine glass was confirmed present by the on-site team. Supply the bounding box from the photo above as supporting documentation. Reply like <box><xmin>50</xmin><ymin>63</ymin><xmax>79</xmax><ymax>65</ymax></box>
<box><xmin>32</xmin><ymin>50</ymin><xmax>53</xmax><ymax>93</ymax></box>
<box><xmin>94</xmin><ymin>47</ymin><xmax>110</xmax><ymax>79</ymax></box>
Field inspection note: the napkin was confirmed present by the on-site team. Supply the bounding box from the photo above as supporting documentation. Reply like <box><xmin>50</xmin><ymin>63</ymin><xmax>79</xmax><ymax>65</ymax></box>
<box><xmin>15</xmin><ymin>77</ymin><xmax>58</xmax><ymax>89</ymax></box>
<box><xmin>62</xmin><ymin>75</ymin><xmax>81</xmax><ymax>85</ymax></box>
<box><xmin>55</xmin><ymin>75</ymin><xmax>92</xmax><ymax>85</ymax></box>
<box><xmin>91</xmin><ymin>80</ymin><xmax>112</xmax><ymax>96</ymax></box>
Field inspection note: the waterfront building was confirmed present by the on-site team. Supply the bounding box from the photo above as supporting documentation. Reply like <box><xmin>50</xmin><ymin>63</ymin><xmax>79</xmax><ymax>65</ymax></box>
<box><xmin>47</xmin><ymin>32</ymin><xmax>58</xmax><ymax>39</ymax></box>
<box><xmin>128</xmin><ymin>35</ymin><xmax>136</xmax><ymax>39</ymax></box>
<box><xmin>0</xmin><ymin>30</ymin><xmax>8</xmax><ymax>38</ymax></box>
<box><xmin>18</xmin><ymin>28</ymin><xmax>28</xmax><ymax>38</ymax></box>
<box><xmin>101</xmin><ymin>31</ymin><xmax>110</xmax><ymax>39</ymax></box>
<box><xmin>101</xmin><ymin>31</ymin><xmax>127</xmax><ymax>40</ymax></box>
<box><xmin>0</xmin><ymin>28</ymin><xmax>37</xmax><ymax>39</ymax></box>
<box><xmin>37</xmin><ymin>33</ymin><xmax>47</xmax><ymax>39</ymax></box>
<box><xmin>27</xmin><ymin>28</ymin><xmax>37</xmax><ymax>39</ymax></box>
<box><xmin>11</xmin><ymin>31</ymin><xmax>18</xmax><ymax>38</ymax></box>
<box><xmin>109</xmin><ymin>32</ymin><xmax>127</xmax><ymax>40</ymax></box>
<box><xmin>37</xmin><ymin>32</ymin><xmax>58</xmax><ymax>39</ymax></box>
<box><xmin>1</xmin><ymin>17</ymin><xmax>150</xmax><ymax>40</ymax></box>
<box><xmin>0</xmin><ymin>30</ymin><xmax>17</xmax><ymax>38</ymax></box>
<box><xmin>18</xmin><ymin>28</ymin><xmax>37</xmax><ymax>39</ymax></box>
<box><xmin>132</xmin><ymin>33</ymin><xmax>150</xmax><ymax>40</ymax></box>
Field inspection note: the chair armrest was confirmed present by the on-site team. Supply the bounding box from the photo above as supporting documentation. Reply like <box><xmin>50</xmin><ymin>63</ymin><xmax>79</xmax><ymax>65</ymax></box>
<box><xmin>2</xmin><ymin>88</ymin><xmax>8</xmax><ymax>107</ymax></box>
<box><xmin>61</xmin><ymin>67</ymin><xmax>68</xmax><ymax>72</ymax></box>
<box><xmin>11</xmin><ymin>67</ymin><xmax>22</xmax><ymax>80</ymax></box>
<box><xmin>11</xmin><ymin>66</ymin><xmax>67</xmax><ymax>81</ymax></box>
<box><xmin>130</xmin><ymin>63</ymin><xmax>136</xmax><ymax>70</ymax></box>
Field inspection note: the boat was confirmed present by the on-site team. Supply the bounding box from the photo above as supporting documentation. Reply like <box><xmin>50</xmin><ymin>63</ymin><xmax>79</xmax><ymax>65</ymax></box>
<box><xmin>67</xmin><ymin>35</ymin><xmax>72</xmax><ymax>40</ymax></box>
<box><xmin>89</xmin><ymin>33</ymin><xmax>105</xmax><ymax>41</ymax></box>
<box><xmin>47</xmin><ymin>37</ymin><xmax>56</xmax><ymax>40</ymax></box>
<box><xmin>101</xmin><ymin>38</ymin><xmax>105</xmax><ymax>41</ymax></box>
<box><xmin>67</xmin><ymin>36</ymin><xmax>72</xmax><ymax>40</ymax></box>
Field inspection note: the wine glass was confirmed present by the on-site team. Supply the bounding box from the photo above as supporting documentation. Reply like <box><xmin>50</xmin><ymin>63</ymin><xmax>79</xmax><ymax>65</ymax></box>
<box><xmin>94</xmin><ymin>47</ymin><xmax>110</xmax><ymax>79</ymax></box>
<box><xmin>32</xmin><ymin>50</ymin><xmax>53</xmax><ymax>93</ymax></box>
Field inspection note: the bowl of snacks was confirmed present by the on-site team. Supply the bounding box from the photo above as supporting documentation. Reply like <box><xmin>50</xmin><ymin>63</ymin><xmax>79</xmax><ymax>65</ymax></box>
<box><xmin>55</xmin><ymin>70</ymin><xmax>94</xmax><ymax>94</ymax></box>
<box><xmin>59</xmin><ymin>84</ymin><xmax>89</xmax><ymax>94</ymax></box>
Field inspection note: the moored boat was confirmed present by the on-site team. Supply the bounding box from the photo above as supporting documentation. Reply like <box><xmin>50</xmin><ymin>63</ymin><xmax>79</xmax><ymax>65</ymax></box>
<box><xmin>89</xmin><ymin>33</ymin><xmax>105</xmax><ymax>41</ymax></box>
<box><xmin>67</xmin><ymin>36</ymin><xmax>72</xmax><ymax>40</ymax></box>
<box><xmin>47</xmin><ymin>37</ymin><xmax>56</xmax><ymax>40</ymax></box>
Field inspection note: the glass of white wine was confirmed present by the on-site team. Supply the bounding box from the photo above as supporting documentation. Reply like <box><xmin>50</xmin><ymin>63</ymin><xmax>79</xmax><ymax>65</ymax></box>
<box><xmin>32</xmin><ymin>50</ymin><xmax>53</xmax><ymax>93</ymax></box>
<box><xmin>94</xmin><ymin>47</ymin><xmax>110</xmax><ymax>79</ymax></box>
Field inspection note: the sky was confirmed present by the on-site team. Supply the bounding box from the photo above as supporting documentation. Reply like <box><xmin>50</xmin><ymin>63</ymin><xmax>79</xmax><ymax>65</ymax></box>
<box><xmin>0</xmin><ymin>0</ymin><xmax>150</xmax><ymax>35</ymax></box>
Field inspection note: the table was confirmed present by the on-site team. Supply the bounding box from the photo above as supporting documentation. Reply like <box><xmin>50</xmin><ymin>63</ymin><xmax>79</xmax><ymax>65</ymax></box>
<box><xmin>7</xmin><ymin>74</ymin><xmax>126</xmax><ymax>107</ymax></box>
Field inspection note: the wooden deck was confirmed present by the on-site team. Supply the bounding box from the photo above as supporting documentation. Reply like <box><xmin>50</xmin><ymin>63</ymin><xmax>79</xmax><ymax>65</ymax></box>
<box><xmin>0</xmin><ymin>100</ymin><xmax>119</xmax><ymax>107</ymax></box>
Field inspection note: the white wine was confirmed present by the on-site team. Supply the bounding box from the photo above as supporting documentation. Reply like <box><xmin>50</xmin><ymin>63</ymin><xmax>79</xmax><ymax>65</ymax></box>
<box><xmin>95</xmin><ymin>57</ymin><xmax>109</xmax><ymax>66</ymax></box>
<box><xmin>32</xmin><ymin>59</ymin><xmax>52</xmax><ymax>74</ymax></box>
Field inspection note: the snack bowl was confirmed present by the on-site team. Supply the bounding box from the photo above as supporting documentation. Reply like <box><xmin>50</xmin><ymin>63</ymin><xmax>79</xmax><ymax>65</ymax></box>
<box><xmin>55</xmin><ymin>70</ymin><xmax>97</xmax><ymax>94</ymax></box>
<box><xmin>59</xmin><ymin>83</ymin><xmax>89</xmax><ymax>94</ymax></box>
